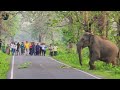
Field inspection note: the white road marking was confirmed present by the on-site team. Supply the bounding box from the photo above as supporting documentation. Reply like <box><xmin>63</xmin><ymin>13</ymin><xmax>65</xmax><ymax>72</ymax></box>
<box><xmin>10</xmin><ymin>56</ymin><xmax>14</xmax><ymax>79</ymax></box>
<box><xmin>48</xmin><ymin>57</ymin><xmax>101</xmax><ymax>79</ymax></box>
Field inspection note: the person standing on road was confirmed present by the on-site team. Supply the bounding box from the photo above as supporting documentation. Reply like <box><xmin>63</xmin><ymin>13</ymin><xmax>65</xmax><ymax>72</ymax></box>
<box><xmin>0</xmin><ymin>39</ymin><xmax>2</xmax><ymax>50</ymax></box>
<box><xmin>14</xmin><ymin>43</ymin><xmax>17</xmax><ymax>56</ymax></box>
<box><xmin>6</xmin><ymin>44</ymin><xmax>10</xmax><ymax>55</ymax></box>
<box><xmin>36</xmin><ymin>43</ymin><xmax>40</xmax><ymax>56</ymax></box>
<box><xmin>39</xmin><ymin>42</ymin><xmax>42</xmax><ymax>56</ymax></box>
<box><xmin>49</xmin><ymin>44</ymin><xmax>54</xmax><ymax>56</ymax></box>
<box><xmin>20</xmin><ymin>42</ymin><xmax>25</xmax><ymax>55</ymax></box>
<box><xmin>29</xmin><ymin>42</ymin><xmax>33</xmax><ymax>55</ymax></box>
<box><xmin>53</xmin><ymin>44</ymin><xmax>58</xmax><ymax>56</ymax></box>
<box><xmin>16</xmin><ymin>42</ymin><xmax>20</xmax><ymax>55</ymax></box>
<box><xmin>25</xmin><ymin>41</ymin><xmax>30</xmax><ymax>55</ymax></box>
<box><xmin>10</xmin><ymin>42</ymin><xmax>15</xmax><ymax>55</ymax></box>
<box><xmin>31</xmin><ymin>42</ymin><xmax>36</xmax><ymax>56</ymax></box>
<box><xmin>2</xmin><ymin>42</ymin><xmax>6</xmax><ymax>53</ymax></box>
<box><xmin>41</xmin><ymin>43</ymin><xmax>47</xmax><ymax>56</ymax></box>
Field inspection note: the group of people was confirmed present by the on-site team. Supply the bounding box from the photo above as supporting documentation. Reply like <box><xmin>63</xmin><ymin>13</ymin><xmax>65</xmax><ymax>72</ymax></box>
<box><xmin>2</xmin><ymin>40</ymin><xmax>58</xmax><ymax>57</ymax></box>
<box><xmin>49</xmin><ymin>44</ymin><xmax>58</xmax><ymax>56</ymax></box>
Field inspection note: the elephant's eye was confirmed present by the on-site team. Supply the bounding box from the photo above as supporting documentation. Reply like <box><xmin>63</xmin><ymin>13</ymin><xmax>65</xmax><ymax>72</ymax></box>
<box><xmin>81</xmin><ymin>38</ymin><xmax>84</xmax><ymax>41</ymax></box>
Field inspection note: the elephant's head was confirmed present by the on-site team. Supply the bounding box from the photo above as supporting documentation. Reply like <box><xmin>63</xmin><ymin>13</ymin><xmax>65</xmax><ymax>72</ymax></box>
<box><xmin>76</xmin><ymin>32</ymin><xmax>94</xmax><ymax>66</ymax></box>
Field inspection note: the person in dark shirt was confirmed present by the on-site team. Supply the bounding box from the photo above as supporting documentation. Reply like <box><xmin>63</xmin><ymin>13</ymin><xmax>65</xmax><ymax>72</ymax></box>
<box><xmin>29</xmin><ymin>42</ymin><xmax>33</xmax><ymax>55</ymax></box>
<box><xmin>39</xmin><ymin>43</ymin><xmax>42</xmax><ymax>56</ymax></box>
<box><xmin>0</xmin><ymin>39</ymin><xmax>2</xmax><ymax>50</ymax></box>
<box><xmin>6</xmin><ymin>44</ymin><xmax>10</xmax><ymax>55</ymax></box>
<box><xmin>20</xmin><ymin>42</ymin><xmax>25</xmax><ymax>55</ymax></box>
<box><xmin>36</xmin><ymin>43</ymin><xmax>40</xmax><ymax>55</ymax></box>
<box><xmin>32</xmin><ymin>42</ymin><xmax>36</xmax><ymax>56</ymax></box>
<box><xmin>17</xmin><ymin>42</ymin><xmax>20</xmax><ymax>55</ymax></box>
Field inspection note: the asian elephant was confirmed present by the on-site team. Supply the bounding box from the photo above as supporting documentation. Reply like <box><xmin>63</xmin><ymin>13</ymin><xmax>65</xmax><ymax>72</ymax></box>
<box><xmin>76</xmin><ymin>32</ymin><xmax>120</xmax><ymax>70</ymax></box>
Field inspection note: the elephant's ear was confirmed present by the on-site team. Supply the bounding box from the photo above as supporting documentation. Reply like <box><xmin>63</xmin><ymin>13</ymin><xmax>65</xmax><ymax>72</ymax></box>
<box><xmin>89</xmin><ymin>34</ymin><xmax>94</xmax><ymax>45</ymax></box>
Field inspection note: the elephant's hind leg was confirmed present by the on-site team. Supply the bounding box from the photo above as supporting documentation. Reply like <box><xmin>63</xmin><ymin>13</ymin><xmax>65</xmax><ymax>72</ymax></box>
<box><xmin>108</xmin><ymin>57</ymin><xmax>117</xmax><ymax>65</ymax></box>
<box><xmin>111</xmin><ymin>60</ymin><xmax>117</xmax><ymax>66</ymax></box>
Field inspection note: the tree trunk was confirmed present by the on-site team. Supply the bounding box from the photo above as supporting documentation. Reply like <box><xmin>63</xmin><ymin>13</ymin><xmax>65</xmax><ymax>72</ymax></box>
<box><xmin>39</xmin><ymin>34</ymin><xmax>41</xmax><ymax>42</ymax></box>
<box><xmin>83</xmin><ymin>11</ymin><xmax>92</xmax><ymax>33</ymax></box>
<box><xmin>77</xmin><ymin>27</ymin><xmax>80</xmax><ymax>42</ymax></box>
<box><xmin>75</xmin><ymin>12</ymin><xmax>81</xmax><ymax>42</ymax></box>
<box><xmin>116</xmin><ymin>18</ymin><xmax>120</xmax><ymax>65</ymax></box>
<box><xmin>11</xmin><ymin>36</ymin><xmax>14</xmax><ymax>42</ymax></box>
<box><xmin>68</xmin><ymin>15</ymin><xmax>73</xmax><ymax>42</ymax></box>
<box><xmin>0</xmin><ymin>18</ymin><xmax>2</xmax><ymax>39</ymax></box>
<box><xmin>106</xmin><ymin>20</ymin><xmax>109</xmax><ymax>38</ymax></box>
<box><xmin>51</xmin><ymin>31</ymin><xmax>54</xmax><ymax>45</ymax></box>
<box><xmin>95</xmin><ymin>12</ymin><xmax>105</xmax><ymax>36</ymax></box>
<box><xmin>83</xmin><ymin>11</ymin><xmax>88</xmax><ymax>32</ymax></box>
<box><xmin>103</xmin><ymin>11</ymin><xmax>107</xmax><ymax>37</ymax></box>
<box><xmin>118</xmin><ymin>19</ymin><xmax>120</xmax><ymax>36</ymax></box>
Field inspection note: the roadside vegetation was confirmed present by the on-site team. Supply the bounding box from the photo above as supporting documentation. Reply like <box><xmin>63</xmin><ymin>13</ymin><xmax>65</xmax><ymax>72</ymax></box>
<box><xmin>0</xmin><ymin>51</ymin><xmax>10</xmax><ymax>79</ymax></box>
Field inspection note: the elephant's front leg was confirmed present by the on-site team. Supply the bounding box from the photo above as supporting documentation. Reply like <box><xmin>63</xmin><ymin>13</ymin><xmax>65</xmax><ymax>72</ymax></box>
<box><xmin>89</xmin><ymin>50</ymin><xmax>96</xmax><ymax>70</ymax></box>
<box><xmin>89</xmin><ymin>55</ymin><xmax>98</xmax><ymax>70</ymax></box>
<box><xmin>89</xmin><ymin>59</ymin><xmax>96</xmax><ymax>70</ymax></box>
<box><xmin>89</xmin><ymin>48</ymin><xmax>100</xmax><ymax>70</ymax></box>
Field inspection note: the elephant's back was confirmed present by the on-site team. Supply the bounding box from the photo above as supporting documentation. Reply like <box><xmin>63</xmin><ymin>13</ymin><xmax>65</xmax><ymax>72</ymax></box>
<box><xmin>101</xmin><ymin>40</ymin><xmax>119</xmax><ymax>56</ymax></box>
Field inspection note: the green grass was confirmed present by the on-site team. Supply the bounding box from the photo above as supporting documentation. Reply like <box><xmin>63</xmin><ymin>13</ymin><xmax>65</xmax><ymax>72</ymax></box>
<box><xmin>0</xmin><ymin>51</ymin><xmax>11</xmax><ymax>79</ymax></box>
<box><xmin>52</xmin><ymin>45</ymin><xmax>120</xmax><ymax>79</ymax></box>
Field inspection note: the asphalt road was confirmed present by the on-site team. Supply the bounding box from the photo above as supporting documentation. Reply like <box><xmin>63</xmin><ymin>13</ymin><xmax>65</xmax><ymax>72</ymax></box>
<box><xmin>7</xmin><ymin>56</ymin><xmax>101</xmax><ymax>79</ymax></box>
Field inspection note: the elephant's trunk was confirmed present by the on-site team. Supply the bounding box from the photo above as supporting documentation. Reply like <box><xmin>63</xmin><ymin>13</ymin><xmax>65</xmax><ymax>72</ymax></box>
<box><xmin>78</xmin><ymin>47</ymin><xmax>82</xmax><ymax>66</ymax></box>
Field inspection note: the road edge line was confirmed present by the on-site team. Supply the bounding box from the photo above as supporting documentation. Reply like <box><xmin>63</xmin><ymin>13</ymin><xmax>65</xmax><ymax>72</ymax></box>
<box><xmin>10</xmin><ymin>56</ymin><xmax>14</xmax><ymax>79</ymax></box>
<box><xmin>48</xmin><ymin>57</ymin><xmax>101</xmax><ymax>79</ymax></box>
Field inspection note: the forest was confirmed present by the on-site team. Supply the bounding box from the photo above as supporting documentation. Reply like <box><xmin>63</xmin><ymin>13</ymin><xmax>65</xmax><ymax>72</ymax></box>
<box><xmin>0</xmin><ymin>11</ymin><xmax>120</xmax><ymax>79</ymax></box>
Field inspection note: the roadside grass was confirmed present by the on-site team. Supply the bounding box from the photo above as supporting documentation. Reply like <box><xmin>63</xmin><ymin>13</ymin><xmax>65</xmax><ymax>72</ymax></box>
<box><xmin>52</xmin><ymin>45</ymin><xmax>120</xmax><ymax>79</ymax></box>
<box><xmin>0</xmin><ymin>51</ymin><xmax>11</xmax><ymax>79</ymax></box>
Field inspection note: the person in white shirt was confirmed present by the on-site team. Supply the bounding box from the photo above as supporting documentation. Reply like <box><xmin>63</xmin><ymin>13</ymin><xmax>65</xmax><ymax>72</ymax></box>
<box><xmin>10</xmin><ymin>42</ymin><xmax>16</xmax><ymax>55</ymax></box>
<box><xmin>14</xmin><ymin>43</ymin><xmax>17</xmax><ymax>55</ymax></box>
<box><xmin>41</xmin><ymin>43</ymin><xmax>47</xmax><ymax>56</ymax></box>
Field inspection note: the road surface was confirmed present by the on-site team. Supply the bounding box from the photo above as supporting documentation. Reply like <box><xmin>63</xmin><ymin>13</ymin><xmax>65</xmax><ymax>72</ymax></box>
<box><xmin>7</xmin><ymin>56</ymin><xmax>101</xmax><ymax>79</ymax></box>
